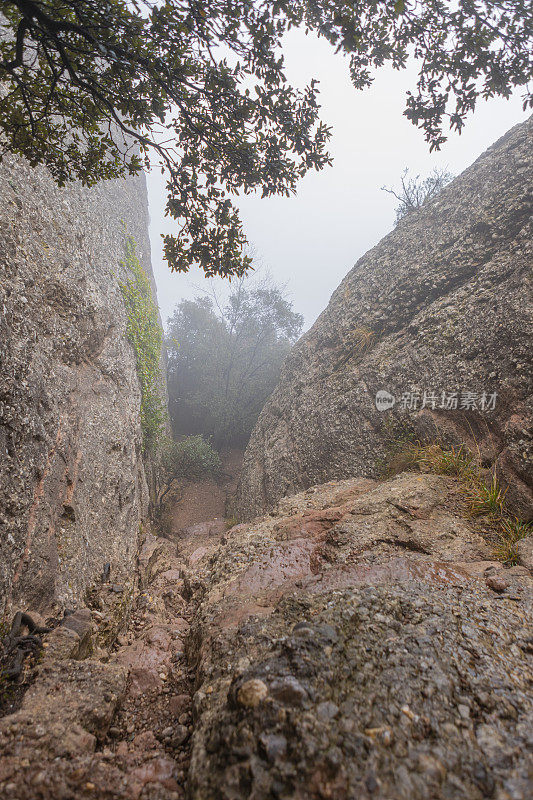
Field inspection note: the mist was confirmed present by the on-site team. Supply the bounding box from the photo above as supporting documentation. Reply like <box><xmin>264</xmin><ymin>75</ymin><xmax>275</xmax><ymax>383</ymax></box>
<box><xmin>148</xmin><ymin>28</ymin><xmax>529</xmax><ymax>331</ymax></box>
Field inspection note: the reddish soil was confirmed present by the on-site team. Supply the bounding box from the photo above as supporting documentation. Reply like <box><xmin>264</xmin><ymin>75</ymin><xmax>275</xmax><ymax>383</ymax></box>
<box><xmin>170</xmin><ymin>448</ymin><xmax>243</xmax><ymax>533</ymax></box>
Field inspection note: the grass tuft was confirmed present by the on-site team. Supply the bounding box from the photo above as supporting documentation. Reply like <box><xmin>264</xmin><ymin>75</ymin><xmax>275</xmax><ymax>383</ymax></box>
<box><xmin>493</xmin><ymin>518</ymin><xmax>531</xmax><ymax>565</ymax></box>
<box><xmin>466</xmin><ymin>472</ymin><xmax>507</xmax><ymax>517</ymax></box>
<box><xmin>382</xmin><ymin>431</ymin><xmax>530</xmax><ymax>565</ymax></box>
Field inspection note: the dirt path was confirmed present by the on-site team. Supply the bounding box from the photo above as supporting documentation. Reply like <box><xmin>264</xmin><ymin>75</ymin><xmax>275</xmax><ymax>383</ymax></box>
<box><xmin>170</xmin><ymin>449</ymin><xmax>243</xmax><ymax>532</ymax></box>
<box><xmin>0</xmin><ymin>451</ymin><xmax>243</xmax><ymax>799</ymax></box>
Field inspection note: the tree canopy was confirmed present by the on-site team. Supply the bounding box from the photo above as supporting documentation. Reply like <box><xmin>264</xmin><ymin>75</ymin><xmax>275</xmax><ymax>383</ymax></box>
<box><xmin>1</xmin><ymin>1</ymin><xmax>531</xmax><ymax>277</ymax></box>
<box><xmin>166</xmin><ymin>276</ymin><xmax>303</xmax><ymax>447</ymax></box>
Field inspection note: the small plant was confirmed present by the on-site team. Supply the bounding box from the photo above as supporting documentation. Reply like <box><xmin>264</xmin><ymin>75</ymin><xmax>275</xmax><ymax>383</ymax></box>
<box><xmin>378</xmin><ymin>417</ymin><xmax>419</xmax><ymax>477</ymax></box>
<box><xmin>414</xmin><ymin>443</ymin><xmax>477</xmax><ymax>479</ymax></box>
<box><xmin>494</xmin><ymin>518</ymin><xmax>532</xmax><ymax>565</ymax></box>
<box><xmin>351</xmin><ymin>326</ymin><xmax>375</xmax><ymax>352</ymax></box>
<box><xmin>118</xmin><ymin>233</ymin><xmax>166</xmax><ymax>452</ymax></box>
<box><xmin>466</xmin><ymin>472</ymin><xmax>508</xmax><ymax>517</ymax></box>
<box><xmin>333</xmin><ymin>326</ymin><xmax>376</xmax><ymax>372</ymax></box>
<box><xmin>382</xmin><ymin>433</ymin><xmax>530</xmax><ymax>566</ymax></box>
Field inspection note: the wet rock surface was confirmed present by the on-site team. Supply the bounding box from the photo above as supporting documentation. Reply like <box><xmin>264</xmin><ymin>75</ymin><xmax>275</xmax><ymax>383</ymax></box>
<box><xmin>0</xmin><ymin>473</ymin><xmax>531</xmax><ymax>798</ymax></box>
<box><xmin>186</xmin><ymin>474</ymin><xmax>533</xmax><ymax>799</ymax></box>
<box><xmin>235</xmin><ymin>117</ymin><xmax>533</xmax><ymax>520</ymax></box>
<box><xmin>189</xmin><ymin>586</ymin><xmax>532</xmax><ymax>800</ymax></box>
<box><xmin>0</xmin><ymin>154</ymin><xmax>163</xmax><ymax>614</ymax></box>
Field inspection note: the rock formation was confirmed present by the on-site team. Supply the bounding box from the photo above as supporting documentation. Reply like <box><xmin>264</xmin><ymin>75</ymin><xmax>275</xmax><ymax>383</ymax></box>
<box><xmin>0</xmin><ymin>154</ymin><xmax>164</xmax><ymax>614</ymax></box>
<box><xmin>236</xmin><ymin>117</ymin><xmax>533</xmax><ymax>520</ymax></box>
<box><xmin>186</xmin><ymin>474</ymin><xmax>532</xmax><ymax>800</ymax></box>
<box><xmin>1</xmin><ymin>472</ymin><xmax>531</xmax><ymax>799</ymax></box>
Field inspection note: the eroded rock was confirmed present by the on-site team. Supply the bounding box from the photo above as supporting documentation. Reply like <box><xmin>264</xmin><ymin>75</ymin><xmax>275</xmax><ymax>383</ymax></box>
<box><xmin>236</xmin><ymin>118</ymin><xmax>533</xmax><ymax>520</ymax></box>
<box><xmin>186</xmin><ymin>473</ymin><xmax>533</xmax><ymax>800</ymax></box>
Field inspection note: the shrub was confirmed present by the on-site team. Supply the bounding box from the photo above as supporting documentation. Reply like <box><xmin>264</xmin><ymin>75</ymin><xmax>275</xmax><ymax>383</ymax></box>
<box><xmin>161</xmin><ymin>435</ymin><xmax>221</xmax><ymax>483</ymax></box>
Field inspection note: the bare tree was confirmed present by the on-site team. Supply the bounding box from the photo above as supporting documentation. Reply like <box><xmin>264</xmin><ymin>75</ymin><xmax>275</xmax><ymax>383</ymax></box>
<box><xmin>382</xmin><ymin>167</ymin><xmax>454</xmax><ymax>224</ymax></box>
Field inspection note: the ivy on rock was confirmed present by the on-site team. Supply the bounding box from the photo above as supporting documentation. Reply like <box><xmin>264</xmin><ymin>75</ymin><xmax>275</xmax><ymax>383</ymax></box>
<box><xmin>118</xmin><ymin>234</ymin><xmax>166</xmax><ymax>452</ymax></box>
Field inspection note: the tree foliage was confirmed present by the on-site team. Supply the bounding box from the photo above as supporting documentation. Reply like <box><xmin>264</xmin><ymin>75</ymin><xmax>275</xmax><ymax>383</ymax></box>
<box><xmin>166</xmin><ymin>276</ymin><xmax>303</xmax><ymax>447</ymax></box>
<box><xmin>382</xmin><ymin>166</ymin><xmax>454</xmax><ymax>223</ymax></box>
<box><xmin>1</xmin><ymin>1</ymin><xmax>531</xmax><ymax>277</ymax></box>
<box><xmin>160</xmin><ymin>434</ymin><xmax>221</xmax><ymax>482</ymax></box>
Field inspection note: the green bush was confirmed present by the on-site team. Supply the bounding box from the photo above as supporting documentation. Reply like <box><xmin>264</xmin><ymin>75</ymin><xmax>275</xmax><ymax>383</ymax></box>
<box><xmin>161</xmin><ymin>435</ymin><xmax>221</xmax><ymax>482</ymax></box>
<box><xmin>118</xmin><ymin>234</ymin><xmax>166</xmax><ymax>452</ymax></box>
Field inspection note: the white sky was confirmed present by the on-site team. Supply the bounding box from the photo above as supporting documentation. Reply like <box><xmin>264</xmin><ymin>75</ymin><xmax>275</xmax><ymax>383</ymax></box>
<box><xmin>147</xmin><ymin>28</ymin><xmax>529</xmax><ymax>331</ymax></box>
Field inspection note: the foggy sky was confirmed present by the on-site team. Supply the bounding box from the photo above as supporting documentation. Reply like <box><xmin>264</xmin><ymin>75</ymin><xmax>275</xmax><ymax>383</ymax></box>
<box><xmin>147</xmin><ymin>28</ymin><xmax>529</xmax><ymax>332</ymax></box>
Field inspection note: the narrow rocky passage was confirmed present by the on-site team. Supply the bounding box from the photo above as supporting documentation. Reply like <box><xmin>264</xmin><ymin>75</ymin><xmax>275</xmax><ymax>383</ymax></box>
<box><xmin>0</xmin><ymin>460</ymin><xmax>238</xmax><ymax>800</ymax></box>
<box><xmin>103</xmin><ymin>518</ymin><xmax>230</xmax><ymax>799</ymax></box>
<box><xmin>0</xmin><ymin>470</ymin><xmax>532</xmax><ymax>800</ymax></box>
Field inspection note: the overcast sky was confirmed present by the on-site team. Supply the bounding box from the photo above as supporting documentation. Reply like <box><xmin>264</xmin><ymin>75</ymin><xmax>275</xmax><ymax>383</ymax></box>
<box><xmin>147</xmin><ymin>28</ymin><xmax>529</xmax><ymax>332</ymax></box>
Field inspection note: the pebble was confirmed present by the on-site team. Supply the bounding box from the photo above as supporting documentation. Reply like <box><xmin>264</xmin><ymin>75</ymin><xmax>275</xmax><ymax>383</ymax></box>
<box><xmin>237</xmin><ymin>678</ymin><xmax>268</xmax><ymax>708</ymax></box>
<box><xmin>418</xmin><ymin>753</ymin><xmax>446</xmax><ymax>782</ymax></box>
<box><xmin>485</xmin><ymin>574</ymin><xmax>508</xmax><ymax>593</ymax></box>
<box><xmin>171</xmin><ymin>725</ymin><xmax>189</xmax><ymax>746</ymax></box>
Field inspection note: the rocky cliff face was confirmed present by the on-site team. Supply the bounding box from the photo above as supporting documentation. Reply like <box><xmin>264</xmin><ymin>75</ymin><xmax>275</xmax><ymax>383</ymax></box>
<box><xmin>0</xmin><ymin>155</ymin><xmax>162</xmax><ymax>614</ymax></box>
<box><xmin>236</xmin><ymin>118</ymin><xmax>532</xmax><ymax>520</ymax></box>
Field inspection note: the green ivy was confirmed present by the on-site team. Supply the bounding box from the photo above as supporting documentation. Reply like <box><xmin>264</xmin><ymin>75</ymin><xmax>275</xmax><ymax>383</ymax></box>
<box><xmin>118</xmin><ymin>234</ymin><xmax>166</xmax><ymax>452</ymax></box>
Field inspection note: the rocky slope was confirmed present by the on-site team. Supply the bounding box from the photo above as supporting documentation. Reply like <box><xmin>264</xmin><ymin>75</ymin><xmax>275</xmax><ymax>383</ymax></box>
<box><xmin>0</xmin><ymin>472</ymin><xmax>531</xmax><ymax>799</ymax></box>
<box><xmin>0</xmin><ymin>154</ymin><xmax>164</xmax><ymax>614</ymax></box>
<box><xmin>235</xmin><ymin>117</ymin><xmax>533</xmax><ymax>520</ymax></box>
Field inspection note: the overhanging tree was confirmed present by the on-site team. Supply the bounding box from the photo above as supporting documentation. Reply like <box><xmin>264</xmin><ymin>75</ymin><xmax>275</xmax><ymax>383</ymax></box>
<box><xmin>1</xmin><ymin>1</ymin><xmax>531</xmax><ymax>277</ymax></box>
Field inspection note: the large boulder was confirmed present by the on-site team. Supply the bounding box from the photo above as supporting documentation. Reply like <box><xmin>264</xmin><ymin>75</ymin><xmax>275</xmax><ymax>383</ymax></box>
<box><xmin>186</xmin><ymin>474</ymin><xmax>533</xmax><ymax>800</ymax></box>
<box><xmin>235</xmin><ymin>118</ymin><xmax>532</xmax><ymax>520</ymax></box>
<box><xmin>0</xmin><ymin>156</ymin><xmax>163</xmax><ymax>614</ymax></box>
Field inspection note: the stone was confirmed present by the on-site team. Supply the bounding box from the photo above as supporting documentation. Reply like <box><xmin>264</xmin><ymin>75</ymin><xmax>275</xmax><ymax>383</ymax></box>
<box><xmin>485</xmin><ymin>574</ymin><xmax>509</xmax><ymax>593</ymax></box>
<box><xmin>236</xmin><ymin>679</ymin><xmax>268</xmax><ymax>708</ymax></box>
<box><xmin>270</xmin><ymin>676</ymin><xmax>308</xmax><ymax>706</ymax></box>
<box><xmin>60</xmin><ymin>608</ymin><xmax>93</xmax><ymax>658</ymax></box>
<box><xmin>235</xmin><ymin>118</ymin><xmax>533</xmax><ymax>521</ymax></box>
<box><xmin>169</xmin><ymin>694</ymin><xmax>191</xmax><ymax>716</ymax></box>
<box><xmin>170</xmin><ymin>725</ymin><xmax>189</xmax><ymax>746</ymax></box>
<box><xmin>516</xmin><ymin>536</ymin><xmax>533</xmax><ymax>571</ymax></box>
<box><xmin>259</xmin><ymin>733</ymin><xmax>287</xmax><ymax>762</ymax></box>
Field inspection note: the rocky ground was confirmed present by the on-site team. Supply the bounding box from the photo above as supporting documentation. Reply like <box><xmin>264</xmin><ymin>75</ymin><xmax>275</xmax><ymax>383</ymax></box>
<box><xmin>0</xmin><ymin>471</ymin><xmax>532</xmax><ymax>799</ymax></box>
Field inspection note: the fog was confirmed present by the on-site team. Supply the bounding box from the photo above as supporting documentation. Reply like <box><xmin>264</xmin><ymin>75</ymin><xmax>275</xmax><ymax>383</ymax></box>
<box><xmin>147</xmin><ymin>28</ymin><xmax>529</xmax><ymax>332</ymax></box>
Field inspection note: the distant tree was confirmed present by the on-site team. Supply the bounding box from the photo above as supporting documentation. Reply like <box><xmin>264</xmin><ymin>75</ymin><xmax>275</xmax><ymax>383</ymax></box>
<box><xmin>1</xmin><ymin>1</ymin><xmax>531</xmax><ymax>277</ymax></box>
<box><xmin>166</xmin><ymin>276</ymin><xmax>303</xmax><ymax>447</ymax></box>
<box><xmin>382</xmin><ymin>167</ymin><xmax>454</xmax><ymax>223</ymax></box>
